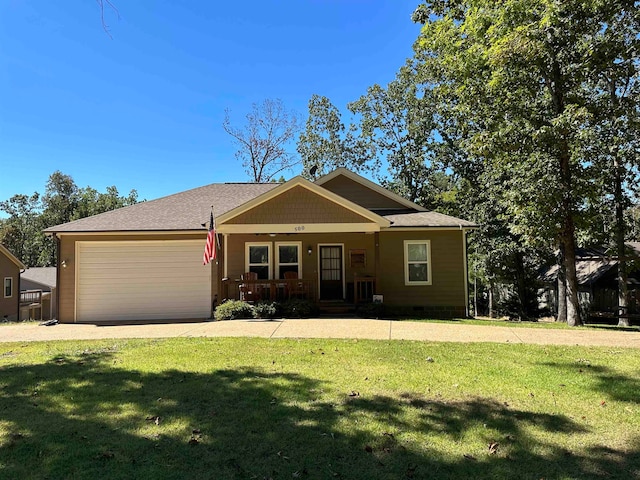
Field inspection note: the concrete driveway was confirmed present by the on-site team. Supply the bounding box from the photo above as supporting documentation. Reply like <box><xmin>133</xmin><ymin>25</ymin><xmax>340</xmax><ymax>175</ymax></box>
<box><xmin>0</xmin><ymin>319</ymin><xmax>638</xmax><ymax>348</ymax></box>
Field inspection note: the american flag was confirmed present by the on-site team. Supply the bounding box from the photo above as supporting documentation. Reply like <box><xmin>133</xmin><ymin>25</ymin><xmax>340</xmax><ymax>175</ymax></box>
<box><xmin>203</xmin><ymin>210</ymin><xmax>216</xmax><ymax>265</ymax></box>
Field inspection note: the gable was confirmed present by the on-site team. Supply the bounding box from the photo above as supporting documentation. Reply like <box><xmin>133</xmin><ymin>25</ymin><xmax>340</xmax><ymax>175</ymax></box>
<box><xmin>225</xmin><ymin>185</ymin><xmax>373</xmax><ymax>225</ymax></box>
<box><xmin>0</xmin><ymin>245</ymin><xmax>26</xmax><ymax>269</ymax></box>
<box><xmin>315</xmin><ymin>168</ymin><xmax>426</xmax><ymax>212</ymax></box>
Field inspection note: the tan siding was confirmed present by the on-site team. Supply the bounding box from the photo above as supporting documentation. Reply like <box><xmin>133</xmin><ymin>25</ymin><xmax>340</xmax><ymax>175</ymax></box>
<box><xmin>378</xmin><ymin>230</ymin><xmax>466</xmax><ymax>308</ymax></box>
<box><xmin>58</xmin><ymin>233</ymin><xmax>207</xmax><ymax>323</ymax></box>
<box><xmin>321</xmin><ymin>176</ymin><xmax>409</xmax><ymax>210</ymax></box>
<box><xmin>226</xmin><ymin>186</ymin><xmax>370</xmax><ymax>225</ymax></box>
<box><xmin>0</xmin><ymin>253</ymin><xmax>20</xmax><ymax>321</ymax></box>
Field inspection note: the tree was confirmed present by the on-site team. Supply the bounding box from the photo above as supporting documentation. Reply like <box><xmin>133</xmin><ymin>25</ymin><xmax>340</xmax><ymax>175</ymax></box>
<box><xmin>0</xmin><ymin>172</ymin><xmax>139</xmax><ymax>266</ymax></box>
<box><xmin>223</xmin><ymin>99</ymin><xmax>301</xmax><ymax>182</ymax></box>
<box><xmin>409</xmin><ymin>0</ymin><xmax>640</xmax><ymax>326</ymax></box>
<box><xmin>0</xmin><ymin>193</ymin><xmax>43</xmax><ymax>267</ymax></box>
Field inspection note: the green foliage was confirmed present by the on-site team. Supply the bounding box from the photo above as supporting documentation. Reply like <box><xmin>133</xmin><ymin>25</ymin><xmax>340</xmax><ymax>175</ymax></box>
<box><xmin>281</xmin><ymin>299</ymin><xmax>317</xmax><ymax>318</ymax></box>
<box><xmin>356</xmin><ymin>302</ymin><xmax>385</xmax><ymax>319</ymax></box>
<box><xmin>0</xmin><ymin>171</ymin><xmax>138</xmax><ymax>267</ymax></box>
<box><xmin>253</xmin><ymin>301</ymin><xmax>280</xmax><ymax>319</ymax></box>
<box><xmin>213</xmin><ymin>300</ymin><xmax>255</xmax><ymax>320</ymax></box>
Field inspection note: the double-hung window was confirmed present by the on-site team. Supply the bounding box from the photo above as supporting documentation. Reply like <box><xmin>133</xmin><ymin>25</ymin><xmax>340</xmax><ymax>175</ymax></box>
<box><xmin>404</xmin><ymin>240</ymin><xmax>431</xmax><ymax>285</ymax></box>
<box><xmin>246</xmin><ymin>243</ymin><xmax>271</xmax><ymax>279</ymax></box>
<box><xmin>3</xmin><ymin>277</ymin><xmax>13</xmax><ymax>298</ymax></box>
<box><xmin>276</xmin><ymin>242</ymin><xmax>301</xmax><ymax>278</ymax></box>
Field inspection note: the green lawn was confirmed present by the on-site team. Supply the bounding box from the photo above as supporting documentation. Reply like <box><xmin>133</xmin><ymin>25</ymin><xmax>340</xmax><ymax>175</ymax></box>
<box><xmin>0</xmin><ymin>338</ymin><xmax>638</xmax><ymax>479</ymax></box>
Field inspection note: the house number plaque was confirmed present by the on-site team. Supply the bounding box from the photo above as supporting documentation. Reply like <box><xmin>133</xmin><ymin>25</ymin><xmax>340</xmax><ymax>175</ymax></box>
<box><xmin>294</xmin><ymin>226</ymin><xmax>305</xmax><ymax>232</ymax></box>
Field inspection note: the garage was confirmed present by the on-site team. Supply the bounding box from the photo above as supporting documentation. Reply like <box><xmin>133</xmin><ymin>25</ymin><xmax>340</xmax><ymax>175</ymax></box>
<box><xmin>75</xmin><ymin>240</ymin><xmax>211</xmax><ymax>322</ymax></box>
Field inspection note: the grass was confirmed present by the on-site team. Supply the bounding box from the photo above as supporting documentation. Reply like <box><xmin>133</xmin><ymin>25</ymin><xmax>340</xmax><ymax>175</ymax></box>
<box><xmin>399</xmin><ymin>316</ymin><xmax>640</xmax><ymax>331</ymax></box>
<box><xmin>0</xmin><ymin>338</ymin><xmax>638</xmax><ymax>480</ymax></box>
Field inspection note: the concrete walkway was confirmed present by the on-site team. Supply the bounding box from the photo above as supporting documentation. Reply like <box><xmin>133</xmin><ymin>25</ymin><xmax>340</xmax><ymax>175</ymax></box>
<box><xmin>0</xmin><ymin>319</ymin><xmax>638</xmax><ymax>348</ymax></box>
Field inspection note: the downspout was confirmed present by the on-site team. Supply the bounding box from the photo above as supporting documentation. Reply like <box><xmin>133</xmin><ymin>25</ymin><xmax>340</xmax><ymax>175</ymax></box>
<box><xmin>18</xmin><ymin>268</ymin><xmax>25</xmax><ymax>321</ymax></box>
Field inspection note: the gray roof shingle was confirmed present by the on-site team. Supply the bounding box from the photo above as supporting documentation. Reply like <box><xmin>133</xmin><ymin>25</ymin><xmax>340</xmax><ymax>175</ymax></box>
<box><xmin>45</xmin><ymin>183</ymin><xmax>279</xmax><ymax>233</ymax></box>
<box><xmin>44</xmin><ymin>179</ymin><xmax>477</xmax><ymax>233</ymax></box>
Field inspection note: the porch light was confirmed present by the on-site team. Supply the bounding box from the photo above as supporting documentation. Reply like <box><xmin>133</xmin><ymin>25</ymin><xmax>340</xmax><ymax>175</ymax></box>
<box><xmin>307</xmin><ymin>246</ymin><xmax>313</xmax><ymax>256</ymax></box>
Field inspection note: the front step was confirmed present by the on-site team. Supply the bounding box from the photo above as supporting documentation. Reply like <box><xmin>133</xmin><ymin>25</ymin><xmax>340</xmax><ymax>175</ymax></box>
<box><xmin>318</xmin><ymin>302</ymin><xmax>356</xmax><ymax>316</ymax></box>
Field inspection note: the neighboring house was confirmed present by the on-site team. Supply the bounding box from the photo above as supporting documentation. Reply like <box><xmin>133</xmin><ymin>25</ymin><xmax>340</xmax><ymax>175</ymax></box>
<box><xmin>0</xmin><ymin>244</ymin><xmax>25</xmax><ymax>322</ymax></box>
<box><xmin>20</xmin><ymin>267</ymin><xmax>57</xmax><ymax>321</ymax></box>
<box><xmin>539</xmin><ymin>243</ymin><xmax>640</xmax><ymax>318</ymax></box>
<box><xmin>44</xmin><ymin>169</ymin><xmax>478</xmax><ymax>323</ymax></box>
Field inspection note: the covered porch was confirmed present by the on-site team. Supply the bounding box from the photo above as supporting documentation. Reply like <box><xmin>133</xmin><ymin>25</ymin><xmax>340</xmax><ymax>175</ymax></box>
<box><xmin>216</xmin><ymin>232</ymin><xmax>380</xmax><ymax>306</ymax></box>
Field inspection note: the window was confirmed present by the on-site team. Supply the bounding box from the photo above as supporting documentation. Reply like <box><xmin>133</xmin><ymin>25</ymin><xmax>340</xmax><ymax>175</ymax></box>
<box><xmin>246</xmin><ymin>243</ymin><xmax>271</xmax><ymax>279</ymax></box>
<box><xmin>4</xmin><ymin>277</ymin><xmax>13</xmax><ymax>298</ymax></box>
<box><xmin>276</xmin><ymin>242</ymin><xmax>301</xmax><ymax>278</ymax></box>
<box><xmin>404</xmin><ymin>240</ymin><xmax>431</xmax><ymax>285</ymax></box>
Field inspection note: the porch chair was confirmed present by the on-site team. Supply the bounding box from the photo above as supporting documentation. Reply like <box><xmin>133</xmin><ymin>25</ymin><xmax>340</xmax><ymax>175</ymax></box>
<box><xmin>284</xmin><ymin>271</ymin><xmax>306</xmax><ymax>299</ymax></box>
<box><xmin>240</xmin><ymin>272</ymin><xmax>261</xmax><ymax>302</ymax></box>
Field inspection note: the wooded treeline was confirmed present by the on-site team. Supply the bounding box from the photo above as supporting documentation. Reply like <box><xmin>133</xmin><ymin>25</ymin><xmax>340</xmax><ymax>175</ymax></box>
<box><xmin>0</xmin><ymin>171</ymin><xmax>138</xmax><ymax>267</ymax></box>
<box><xmin>296</xmin><ymin>1</ymin><xmax>640</xmax><ymax>325</ymax></box>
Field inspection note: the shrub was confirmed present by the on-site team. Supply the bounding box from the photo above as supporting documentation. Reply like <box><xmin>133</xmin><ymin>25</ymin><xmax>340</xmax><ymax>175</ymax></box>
<box><xmin>281</xmin><ymin>299</ymin><xmax>317</xmax><ymax>318</ymax></box>
<box><xmin>214</xmin><ymin>300</ymin><xmax>255</xmax><ymax>320</ymax></box>
<box><xmin>253</xmin><ymin>301</ymin><xmax>280</xmax><ymax>319</ymax></box>
<box><xmin>357</xmin><ymin>302</ymin><xmax>385</xmax><ymax>319</ymax></box>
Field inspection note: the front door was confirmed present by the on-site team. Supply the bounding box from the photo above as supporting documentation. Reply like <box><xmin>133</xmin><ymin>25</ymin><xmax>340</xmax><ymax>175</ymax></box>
<box><xmin>319</xmin><ymin>245</ymin><xmax>343</xmax><ymax>300</ymax></box>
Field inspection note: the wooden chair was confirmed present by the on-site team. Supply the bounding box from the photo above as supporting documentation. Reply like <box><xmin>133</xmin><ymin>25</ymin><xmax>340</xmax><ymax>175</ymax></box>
<box><xmin>240</xmin><ymin>272</ymin><xmax>260</xmax><ymax>301</ymax></box>
<box><xmin>284</xmin><ymin>271</ymin><xmax>305</xmax><ymax>299</ymax></box>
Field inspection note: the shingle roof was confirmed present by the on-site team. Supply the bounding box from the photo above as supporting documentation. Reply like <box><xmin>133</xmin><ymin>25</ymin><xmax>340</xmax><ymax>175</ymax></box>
<box><xmin>44</xmin><ymin>175</ymin><xmax>477</xmax><ymax>233</ymax></box>
<box><xmin>45</xmin><ymin>183</ymin><xmax>279</xmax><ymax>233</ymax></box>
<box><xmin>383</xmin><ymin>212</ymin><xmax>478</xmax><ymax>228</ymax></box>
<box><xmin>21</xmin><ymin>267</ymin><xmax>57</xmax><ymax>288</ymax></box>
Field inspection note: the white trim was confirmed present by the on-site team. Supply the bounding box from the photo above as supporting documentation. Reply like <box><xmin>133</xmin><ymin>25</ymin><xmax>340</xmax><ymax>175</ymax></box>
<box><xmin>404</xmin><ymin>240</ymin><xmax>432</xmax><ymax>286</ymax></box>
<box><xmin>245</xmin><ymin>242</ymin><xmax>273</xmax><ymax>279</ymax></box>
<box><xmin>218</xmin><ymin>223</ymin><xmax>381</xmax><ymax>234</ymax></box>
<box><xmin>3</xmin><ymin>277</ymin><xmax>13</xmax><ymax>298</ymax></box>
<box><xmin>223</xmin><ymin>233</ymin><xmax>228</xmax><ymax>279</ymax></box>
<box><xmin>463</xmin><ymin>230</ymin><xmax>470</xmax><ymax>317</ymax></box>
<box><xmin>314</xmin><ymin>168</ymin><xmax>427</xmax><ymax>212</ymax></box>
<box><xmin>317</xmin><ymin>243</ymin><xmax>345</xmax><ymax>300</ymax></box>
<box><xmin>383</xmin><ymin>226</ymin><xmax>478</xmax><ymax>232</ymax></box>
<box><xmin>51</xmin><ymin>230</ymin><xmax>207</xmax><ymax>236</ymax></box>
<box><xmin>275</xmin><ymin>241</ymin><xmax>302</xmax><ymax>279</ymax></box>
<box><xmin>217</xmin><ymin>176</ymin><xmax>390</xmax><ymax>228</ymax></box>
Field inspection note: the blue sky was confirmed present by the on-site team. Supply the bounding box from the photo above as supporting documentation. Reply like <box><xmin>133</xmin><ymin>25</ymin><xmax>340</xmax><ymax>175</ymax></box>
<box><xmin>0</xmin><ymin>1</ymin><xmax>422</xmax><ymax>206</ymax></box>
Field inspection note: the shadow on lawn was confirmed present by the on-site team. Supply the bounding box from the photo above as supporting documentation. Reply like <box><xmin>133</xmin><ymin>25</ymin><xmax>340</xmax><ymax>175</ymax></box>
<box><xmin>0</xmin><ymin>350</ymin><xmax>637</xmax><ymax>479</ymax></box>
<box><xmin>540</xmin><ymin>360</ymin><xmax>640</xmax><ymax>405</ymax></box>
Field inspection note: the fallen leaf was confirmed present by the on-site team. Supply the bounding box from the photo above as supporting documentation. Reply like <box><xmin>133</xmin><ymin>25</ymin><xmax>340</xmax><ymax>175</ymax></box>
<box><xmin>348</xmin><ymin>391</ymin><xmax>360</xmax><ymax>397</ymax></box>
<box><xmin>488</xmin><ymin>442</ymin><xmax>499</xmax><ymax>455</ymax></box>
<box><xmin>192</xmin><ymin>428</ymin><xmax>201</xmax><ymax>434</ymax></box>
<box><xmin>463</xmin><ymin>454</ymin><xmax>477</xmax><ymax>461</ymax></box>
<box><xmin>145</xmin><ymin>415</ymin><xmax>160</xmax><ymax>425</ymax></box>
<box><xmin>188</xmin><ymin>437</ymin><xmax>199</xmax><ymax>445</ymax></box>
<box><xmin>365</xmin><ymin>445</ymin><xmax>373</xmax><ymax>453</ymax></box>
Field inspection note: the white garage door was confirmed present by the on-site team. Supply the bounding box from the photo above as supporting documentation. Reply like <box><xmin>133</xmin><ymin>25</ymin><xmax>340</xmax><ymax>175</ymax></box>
<box><xmin>76</xmin><ymin>240</ymin><xmax>211</xmax><ymax>322</ymax></box>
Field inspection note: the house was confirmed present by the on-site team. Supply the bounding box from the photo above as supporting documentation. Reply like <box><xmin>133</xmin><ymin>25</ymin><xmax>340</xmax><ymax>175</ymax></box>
<box><xmin>20</xmin><ymin>267</ymin><xmax>57</xmax><ymax>321</ymax></box>
<box><xmin>44</xmin><ymin>169</ymin><xmax>478</xmax><ymax>323</ymax></box>
<box><xmin>539</xmin><ymin>243</ymin><xmax>640</xmax><ymax>319</ymax></box>
<box><xmin>0</xmin><ymin>244</ymin><xmax>25</xmax><ymax>322</ymax></box>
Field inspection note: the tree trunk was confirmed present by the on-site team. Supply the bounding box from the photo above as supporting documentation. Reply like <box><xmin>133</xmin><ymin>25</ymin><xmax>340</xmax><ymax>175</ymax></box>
<box><xmin>488</xmin><ymin>282</ymin><xmax>494</xmax><ymax>318</ymax></box>
<box><xmin>557</xmin><ymin>245</ymin><xmax>567</xmax><ymax>323</ymax></box>
<box><xmin>514</xmin><ymin>252</ymin><xmax>529</xmax><ymax>320</ymax></box>
<box><xmin>614</xmin><ymin>157</ymin><xmax>630</xmax><ymax>327</ymax></box>
<box><xmin>562</xmin><ymin>231</ymin><xmax>582</xmax><ymax>326</ymax></box>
